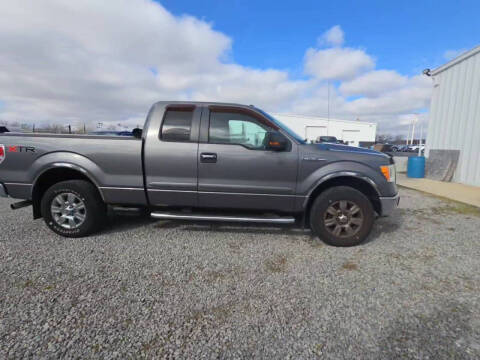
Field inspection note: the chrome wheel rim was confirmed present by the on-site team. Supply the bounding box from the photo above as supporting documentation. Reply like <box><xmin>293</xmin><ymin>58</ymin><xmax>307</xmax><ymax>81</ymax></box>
<box><xmin>324</xmin><ymin>200</ymin><xmax>363</xmax><ymax>238</ymax></box>
<box><xmin>50</xmin><ymin>193</ymin><xmax>87</xmax><ymax>229</ymax></box>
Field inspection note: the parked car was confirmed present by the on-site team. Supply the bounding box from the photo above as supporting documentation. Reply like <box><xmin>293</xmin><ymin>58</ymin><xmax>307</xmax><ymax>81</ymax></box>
<box><xmin>373</xmin><ymin>143</ymin><xmax>394</xmax><ymax>153</ymax></box>
<box><xmin>0</xmin><ymin>101</ymin><xmax>399</xmax><ymax>247</ymax></box>
<box><xmin>393</xmin><ymin>144</ymin><xmax>415</xmax><ymax>152</ymax></box>
<box><xmin>89</xmin><ymin>130</ymin><xmax>134</xmax><ymax>136</ymax></box>
<box><xmin>316</xmin><ymin>136</ymin><xmax>338</xmax><ymax>144</ymax></box>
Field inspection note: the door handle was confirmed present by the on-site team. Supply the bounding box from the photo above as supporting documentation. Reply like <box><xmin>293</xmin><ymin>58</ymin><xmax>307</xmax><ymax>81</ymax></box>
<box><xmin>200</xmin><ymin>153</ymin><xmax>217</xmax><ymax>163</ymax></box>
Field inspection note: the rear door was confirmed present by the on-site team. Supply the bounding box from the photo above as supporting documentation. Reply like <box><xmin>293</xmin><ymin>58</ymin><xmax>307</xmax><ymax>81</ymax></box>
<box><xmin>197</xmin><ymin>107</ymin><xmax>298</xmax><ymax>211</ymax></box>
<box><xmin>144</xmin><ymin>105</ymin><xmax>201</xmax><ymax>207</ymax></box>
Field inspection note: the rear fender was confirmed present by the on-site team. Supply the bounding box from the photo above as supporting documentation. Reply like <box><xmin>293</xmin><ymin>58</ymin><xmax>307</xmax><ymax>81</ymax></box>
<box><xmin>30</xmin><ymin>152</ymin><xmax>105</xmax><ymax>198</ymax></box>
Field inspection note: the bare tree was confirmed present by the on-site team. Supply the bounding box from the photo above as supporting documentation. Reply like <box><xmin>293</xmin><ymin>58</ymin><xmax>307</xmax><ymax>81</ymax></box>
<box><xmin>376</xmin><ymin>134</ymin><xmax>394</xmax><ymax>144</ymax></box>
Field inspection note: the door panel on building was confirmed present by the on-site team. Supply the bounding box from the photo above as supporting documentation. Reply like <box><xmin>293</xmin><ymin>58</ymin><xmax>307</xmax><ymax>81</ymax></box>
<box><xmin>342</xmin><ymin>130</ymin><xmax>360</xmax><ymax>146</ymax></box>
<box><xmin>306</xmin><ymin>126</ymin><xmax>327</xmax><ymax>142</ymax></box>
<box><xmin>197</xmin><ymin>109</ymin><xmax>298</xmax><ymax>211</ymax></box>
<box><xmin>144</xmin><ymin>106</ymin><xmax>201</xmax><ymax>207</ymax></box>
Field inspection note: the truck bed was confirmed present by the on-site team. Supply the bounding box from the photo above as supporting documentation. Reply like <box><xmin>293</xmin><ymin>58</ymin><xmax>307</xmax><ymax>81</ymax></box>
<box><xmin>0</xmin><ymin>133</ymin><xmax>145</xmax><ymax>204</ymax></box>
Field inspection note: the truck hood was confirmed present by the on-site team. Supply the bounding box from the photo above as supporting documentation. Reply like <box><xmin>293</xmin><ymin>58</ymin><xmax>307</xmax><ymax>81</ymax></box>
<box><xmin>314</xmin><ymin>143</ymin><xmax>388</xmax><ymax>158</ymax></box>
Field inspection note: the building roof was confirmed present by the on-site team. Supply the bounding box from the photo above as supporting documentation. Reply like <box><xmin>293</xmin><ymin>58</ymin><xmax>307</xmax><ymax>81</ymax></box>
<box><xmin>431</xmin><ymin>45</ymin><xmax>480</xmax><ymax>76</ymax></box>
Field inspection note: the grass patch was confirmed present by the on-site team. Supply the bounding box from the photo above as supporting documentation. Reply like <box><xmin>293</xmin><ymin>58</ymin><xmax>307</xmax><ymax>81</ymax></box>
<box><xmin>265</xmin><ymin>254</ymin><xmax>288</xmax><ymax>273</ymax></box>
<box><xmin>408</xmin><ymin>201</ymin><xmax>480</xmax><ymax>223</ymax></box>
<box><xmin>341</xmin><ymin>262</ymin><xmax>358</xmax><ymax>271</ymax></box>
<box><xmin>432</xmin><ymin>203</ymin><xmax>480</xmax><ymax>217</ymax></box>
<box><xmin>21</xmin><ymin>280</ymin><xmax>34</xmax><ymax>289</ymax></box>
<box><xmin>400</xmin><ymin>187</ymin><xmax>480</xmax><ymax>217</ymax></box>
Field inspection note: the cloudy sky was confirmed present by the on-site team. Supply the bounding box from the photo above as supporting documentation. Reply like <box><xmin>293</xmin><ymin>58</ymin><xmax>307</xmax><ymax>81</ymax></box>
<box><xmin>0</xmin><ymin>0</ymin><xmax>478</xmax><ymax>134</ymax></box>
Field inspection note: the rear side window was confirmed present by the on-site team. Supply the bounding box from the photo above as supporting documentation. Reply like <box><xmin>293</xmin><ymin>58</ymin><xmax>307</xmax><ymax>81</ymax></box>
<box><xmin>161</xmin><ymin>109</ymin><xmax>193</xmax><ymax>142</ymax></box>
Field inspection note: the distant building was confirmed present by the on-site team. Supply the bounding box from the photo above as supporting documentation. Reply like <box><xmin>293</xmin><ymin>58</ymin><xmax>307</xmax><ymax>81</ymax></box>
<box><xmin>425</xmin><ymin>45</ymin><xmax>480</xmax><ymax>186</ymax></box>
<box><xmin>272</xmin><ymin>113</ymin><xmax>377</xmax><ymax>147</ymax></box>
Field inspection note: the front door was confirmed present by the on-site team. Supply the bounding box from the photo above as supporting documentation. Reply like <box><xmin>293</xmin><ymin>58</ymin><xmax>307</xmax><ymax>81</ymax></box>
<box><xmin>197</xmin><ymin>107</ymin><xmax>298</xmax><ymax>212</ymax></box>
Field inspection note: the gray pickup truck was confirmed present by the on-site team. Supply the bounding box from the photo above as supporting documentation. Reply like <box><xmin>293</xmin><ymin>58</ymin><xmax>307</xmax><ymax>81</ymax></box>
<box><xmin>0</xmin><ymin>101</ymin><xmax>398</xmax><ymax>246</ymax></box>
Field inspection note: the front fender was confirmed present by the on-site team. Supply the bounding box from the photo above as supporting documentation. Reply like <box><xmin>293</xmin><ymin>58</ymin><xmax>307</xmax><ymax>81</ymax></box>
<box><xmin>298</xmin><ymin>160</ymin><xmax>387</xmax><ymax>197</ymax></box>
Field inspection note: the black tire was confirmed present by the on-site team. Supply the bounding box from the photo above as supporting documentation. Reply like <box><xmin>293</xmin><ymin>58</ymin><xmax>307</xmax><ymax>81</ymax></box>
<box><xmin>41</xmin><ymin>180</ymin><xmax>106</xmax><ymax>238</ymax></box>
<box><xmin>310</xmin><ymin>186</ymin><xmax>374</xmax><ymax>247</ymax></box>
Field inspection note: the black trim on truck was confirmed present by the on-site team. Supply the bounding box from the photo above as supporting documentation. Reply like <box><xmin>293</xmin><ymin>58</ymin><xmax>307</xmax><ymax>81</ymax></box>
<box><xmin>0</xmin><ymin>183</ymin><xmax>8</xmax><ymax>197</ymax></box>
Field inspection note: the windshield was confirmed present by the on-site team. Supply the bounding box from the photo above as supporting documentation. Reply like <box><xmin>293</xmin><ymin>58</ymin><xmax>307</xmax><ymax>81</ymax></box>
<box><xmin>255</xmin><ymin>108</ymin><xmax>306</xmax><ymax>144</ymax></box>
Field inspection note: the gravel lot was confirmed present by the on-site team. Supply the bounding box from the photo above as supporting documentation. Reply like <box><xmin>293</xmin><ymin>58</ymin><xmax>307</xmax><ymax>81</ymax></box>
<box><xmin>1</xmin><ymin>188</ymin><xmax>480</xmax><ymax>359</ymax></box>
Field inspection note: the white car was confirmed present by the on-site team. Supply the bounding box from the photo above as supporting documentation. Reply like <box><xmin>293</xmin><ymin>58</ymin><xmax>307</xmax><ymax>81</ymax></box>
<box><xmin>409</xmin><ymin>145</ymin><xmax>425</xmax><ymax>153</ymax></box>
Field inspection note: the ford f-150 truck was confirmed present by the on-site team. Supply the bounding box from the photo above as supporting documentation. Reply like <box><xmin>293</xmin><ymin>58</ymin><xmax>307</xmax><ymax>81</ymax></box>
<box><xmin>0</xmin><ymin>101</ymin><xmax>399</xmax><ymax>246</ymax></box>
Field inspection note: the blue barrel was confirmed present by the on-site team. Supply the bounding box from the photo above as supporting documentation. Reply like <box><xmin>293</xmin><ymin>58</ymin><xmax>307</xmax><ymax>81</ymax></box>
<box><xmin>407</xmin><ymin>156</ymin><xmax>425</xmax><ymax>178</ymax></box>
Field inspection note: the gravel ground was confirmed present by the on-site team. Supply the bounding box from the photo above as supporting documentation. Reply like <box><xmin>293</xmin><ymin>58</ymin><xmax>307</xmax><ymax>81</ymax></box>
<box><xmin>1</xmin><ymin>188</ymin><xmax>480</xmax><ymax>359</ymax></box>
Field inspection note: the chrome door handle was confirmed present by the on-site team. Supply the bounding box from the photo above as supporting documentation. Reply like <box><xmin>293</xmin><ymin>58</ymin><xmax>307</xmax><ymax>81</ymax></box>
<box><xmin>200</xmin><ymin>153</ymin><xmax>217</xmax><ymax>163</ymax></box>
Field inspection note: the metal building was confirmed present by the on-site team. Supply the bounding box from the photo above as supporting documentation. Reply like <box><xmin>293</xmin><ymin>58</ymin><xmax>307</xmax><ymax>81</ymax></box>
<box><xmin>272</xmin><ymin>113</ymin><xmax>377</xmax><ymax>147</ymax></box>
<box><xmin>426</xmin><ymin>45</ymin><xmax>480</xmax><ymax>186</ymax></box>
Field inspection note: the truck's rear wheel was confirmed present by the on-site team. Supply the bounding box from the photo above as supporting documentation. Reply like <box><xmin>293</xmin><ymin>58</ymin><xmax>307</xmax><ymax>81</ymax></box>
<box><xmin>310</xmin><ymin>186</ymin><xmax>374</xmax><ymax>247</ymax></box>
<box><xmin>41</xmin><ymin>180</ymin><xmax>106</xmax><ymax>238</ymax></box>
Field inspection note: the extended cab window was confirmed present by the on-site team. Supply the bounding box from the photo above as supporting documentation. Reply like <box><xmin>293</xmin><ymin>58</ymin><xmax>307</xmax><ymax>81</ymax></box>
<box><xmin>161</xmin><ymin>109</ymin><xmax>193</xmax><ymax>142</ymax></box>
<box><xmin>209</xmin><ymin>111</ymin><xmax>271</xmax><ymax>149</ymax></box>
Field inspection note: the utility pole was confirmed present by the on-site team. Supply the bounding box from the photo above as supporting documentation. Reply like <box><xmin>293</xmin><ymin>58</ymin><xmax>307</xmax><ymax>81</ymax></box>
<box><xmin>410</xmin><ymin>120</ymin><xmax>415</xmax><ymax>145</ymax></box>
<box><xmin>406</xmin><ymin>122</ymin><xmax>411</xmax><ymax>145</ymax></box>
<box><xmin>327</xmin><ymin>80</ymin><xmax>330</xmax><ymax>120</ymax></box>
<box><xmin>410</xmin><ymin>114</ymin><xmax>418</xmax><ymax>146</ymax></box>
<box><xmin>418</xmin><ymin>122</ymin><xmax>423</xmax><ymax>156</ymax></box>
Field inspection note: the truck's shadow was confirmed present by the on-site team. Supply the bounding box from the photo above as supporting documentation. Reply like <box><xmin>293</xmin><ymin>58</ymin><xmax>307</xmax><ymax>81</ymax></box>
<box><xmin>103</xmin><ymin>212</ymin><xmax>156</xmax><ymax>234</ymax></box>
<box><xmin>363</xmin><ymin>209</ymin><xmax>404</xmax><ymax>244</ymax></box>
<box><xmin>103</xmin><ymin>208</ymin><xmax>405</xmax><ymax>244</ymax></box>
<box><xmin>157</xmin><ymin>221</ymin><xmax>309</xmax><ymax>237</ymax></box>
<box><xmin>104</xmin><ymin>212</ymin><xmax>308</xmax><ymax>238</ymax></box>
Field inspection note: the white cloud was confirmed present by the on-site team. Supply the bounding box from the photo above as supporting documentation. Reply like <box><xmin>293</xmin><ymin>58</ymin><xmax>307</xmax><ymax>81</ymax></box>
<box><xmin>339</xmin><ymin>70</ymin><xmax>408</xmax><ymax>97</ymax></box>
<box><xmin>319</xmin><ymin>25</ymin><xmax>344</xmax><ymax>47</ymax></box>
<box><xmin>341</xmin><ymin>75</ymin><xmax>432</xmax><ymax>116</ymax></box>
<box><xmin>0</xmin><ymin>0</ymin><xmax>305</xmax><ymax>126</ymax></box>
<box><xmin>304</xmin><ymin>47</ymin><xmax>375</xmax><ymax>81</ymax></box>
<box><xmin>0</xmin><ymin>1</ymin><xmax>432</xmax><ymax>135</ymax></box>
<box><xmin>290</xmin><ymin>75</ymin><xmax>432</xmax><ymax>133</ymax></box>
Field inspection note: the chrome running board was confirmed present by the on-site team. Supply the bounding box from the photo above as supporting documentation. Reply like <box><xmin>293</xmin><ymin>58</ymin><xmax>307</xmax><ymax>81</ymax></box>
<box><xmin>151</xmin><ymin>211</ymin><xmax>295</xmax><ymax>224</ymax></box>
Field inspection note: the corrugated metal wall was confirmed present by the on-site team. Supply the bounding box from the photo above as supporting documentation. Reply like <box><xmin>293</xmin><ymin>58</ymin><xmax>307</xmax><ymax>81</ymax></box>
<box><xmin>426</xmin><ymin>50</ymin><xmax>480</xmax><ymax>186</ymax></box>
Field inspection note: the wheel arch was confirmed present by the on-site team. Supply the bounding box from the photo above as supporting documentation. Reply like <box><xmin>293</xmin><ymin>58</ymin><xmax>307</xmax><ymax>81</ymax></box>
<box><xmin>304</xmin><ymin>174</ymin><xmax>381</xmax><ymax>226</ymax></box>
<box><xmin>32</xmin><ymin>164</ymin><xmax>104</xmax><ymax>219</ymax></box>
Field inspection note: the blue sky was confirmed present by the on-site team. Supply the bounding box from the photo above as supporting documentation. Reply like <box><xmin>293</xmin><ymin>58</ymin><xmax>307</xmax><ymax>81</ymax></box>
<box><xmin>161</xmin><ymin>0</ymin><xmax>479</xmax><ymax>76</ymax></box>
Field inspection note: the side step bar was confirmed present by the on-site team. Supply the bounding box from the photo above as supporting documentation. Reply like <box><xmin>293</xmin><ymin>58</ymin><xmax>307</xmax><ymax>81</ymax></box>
<box><xmin>10</xmin><ymin>200</ymin><xmax>32</xmax><ymax>210</ymax></box>
<box><xmin>151</xmin><ymin>211</ymin><xmax>295</xmax><ymax>224</ymax></box>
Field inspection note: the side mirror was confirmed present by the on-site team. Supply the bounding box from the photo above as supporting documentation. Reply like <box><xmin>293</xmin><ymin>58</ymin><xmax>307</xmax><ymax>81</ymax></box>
<box><xmin>265</xmin><ymin>132</ymin><xmax>288</xmax><ymax>151</ymax></box>
<box><xmin>132</xmin><ymin>128</ymin><xmax>143</xmax><ymax>139</ymax></box>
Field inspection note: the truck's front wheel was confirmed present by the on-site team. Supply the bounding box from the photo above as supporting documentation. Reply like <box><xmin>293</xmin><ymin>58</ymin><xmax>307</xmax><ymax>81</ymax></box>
<box><xmin>41</xmin><ymin>180</ymin><xmax>106</xmax><ymax>238</ymax></box>
<box><xmin>310</xmin><ymin>186</ymin><xmax>374</xmax><ymax>247</ymax></box>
